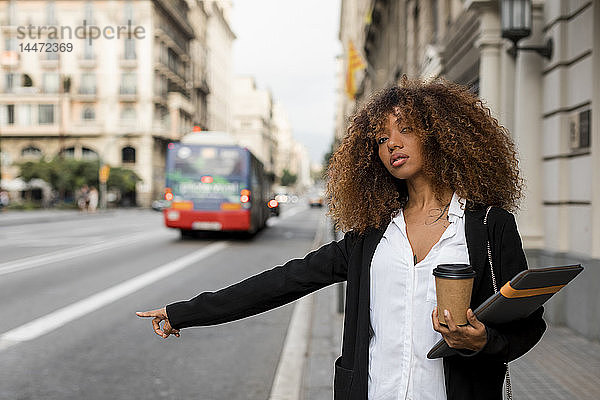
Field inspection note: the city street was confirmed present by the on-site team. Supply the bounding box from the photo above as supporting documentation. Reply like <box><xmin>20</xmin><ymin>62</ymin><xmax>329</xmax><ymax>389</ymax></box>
<box><xmin>0</xmin><ymin>204</ymin><xmax>323</xmax><ymax>400</ymax></box>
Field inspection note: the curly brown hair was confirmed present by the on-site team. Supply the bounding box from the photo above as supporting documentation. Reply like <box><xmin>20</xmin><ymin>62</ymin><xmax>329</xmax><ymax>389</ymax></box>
<box><xmin>326</xmin><ymin>76</ymin><xmax>523</xmax><ymax>234</ymax></box>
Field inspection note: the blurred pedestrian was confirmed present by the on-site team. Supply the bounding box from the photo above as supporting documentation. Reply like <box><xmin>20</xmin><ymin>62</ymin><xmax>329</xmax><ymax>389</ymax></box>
<box><xmin>77</xmin><ymin>185</ymin><xmax>89</xmax><ymax>211</ymax></box>
<box><xmin>0</xmin><ymin>190</ymin><xmax>9</xmax><ymax>210</ymax></box>
<box><xmin>88</xmin><ymin>186</ymin><xmax>98</xmax><ymax>212</ymax></box>
<box><xmin>136</xmin><ymin>77</ymin><xmax>545</xmax><ymax>400</ymax></box>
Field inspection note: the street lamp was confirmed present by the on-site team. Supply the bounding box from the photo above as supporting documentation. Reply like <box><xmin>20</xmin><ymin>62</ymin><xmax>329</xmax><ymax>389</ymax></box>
<box><xmin>500</xmin><ymin>0</ymin><xmax>553</xmax><ymax>59</ymax></box>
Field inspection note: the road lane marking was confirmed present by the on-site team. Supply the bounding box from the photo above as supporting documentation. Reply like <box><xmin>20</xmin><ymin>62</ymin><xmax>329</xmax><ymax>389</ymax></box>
<box><xmin>0</xmin><ymin>230</ymin><xmax>176</xmax><ymax>277</ymax></box>
<box><xmin>0</xmin><ymin>242</ymin><xmax>228</xmax><ymax>352</ymax></box>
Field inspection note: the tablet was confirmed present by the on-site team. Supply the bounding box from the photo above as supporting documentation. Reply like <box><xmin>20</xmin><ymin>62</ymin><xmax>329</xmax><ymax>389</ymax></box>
<box><xmin>427</xmin><ymin>264</ymin><xmax>584</xmax><ymax>359</ymax></box>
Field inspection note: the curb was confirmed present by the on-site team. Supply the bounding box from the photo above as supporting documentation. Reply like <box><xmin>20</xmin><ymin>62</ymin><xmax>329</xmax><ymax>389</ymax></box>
<box><xmin>268</xmin><ymin>211</ymin><xmax>328</xmax><ymax>400</ymax></box>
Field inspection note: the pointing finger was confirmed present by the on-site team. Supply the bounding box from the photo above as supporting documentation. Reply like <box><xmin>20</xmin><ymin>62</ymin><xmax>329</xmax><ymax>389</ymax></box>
<box><xmin>135</xmin><ymin>311</ymin><xmax>153</xmax><ymax>318</ymax></box>
<box><xmin>136</xmin><ymin>310</ymin><xmax>161</xmax><ymax>318</ymax></box>
<box><xmin>136</xmin><ymin>307</ymin><xmax>167</xmax><ymax>319</ymax></box>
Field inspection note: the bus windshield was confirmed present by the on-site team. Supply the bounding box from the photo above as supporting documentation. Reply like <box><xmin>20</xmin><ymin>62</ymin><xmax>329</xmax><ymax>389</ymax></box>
<box><xmin>173</xmin><ymin>145</ymin><xmax>246</xmax><ymax>177</ymax></box>
<box><xmin>166</xmin><ymin>144</ymin><xmax>249</xmax><ymax>207</ymax></box>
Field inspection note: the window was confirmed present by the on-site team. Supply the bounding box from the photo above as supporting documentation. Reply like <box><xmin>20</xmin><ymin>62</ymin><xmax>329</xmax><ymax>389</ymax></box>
<box><xmin>45</xmin><ymin>39</ymin><xmax>59</xmax><ymax>60</ymax></box>
<box><xmin>43</xmin><ymin>73</ymin><xmax>59</xmax><ymax>93</ymax></box>
<box><xmin>7</xmin><ymin>0</ymin><xmax>16</xmax><ymax>25</ymax></box>
<box><xmin>82</xmin><ymin>107</ymin><xmax>95</xmax><ymax>120</ymax></box>
<box><xmin>21</xmin><ymin>146</ymin><xmax>42</xmax><ymax>159</ymax></box>
<box><xmin>59</xmin><ymin>147</ymin><xmax>75</xmax><ymax>158</ymax></box>
<box><xmin>121</xmin><ymin>106</ymin><xmax>136</xmax><ymax>120</ymax></box>
<box><xmin>80</xmin><ymin>73</ymin><xmax>96</xmax><ymax>94</ymax></box>
<box><xmin>38</xmin><ymin>104</ymin><xmax>55</xmax><ymax>124</ymax></box>
<box><xmin>122</xmin><ymin>146</ymin><xmax>136</xmax><ymax>163</ymax></box>
<box><xmin>5</xmin><ymin>73</ymin><xmax>14</xmax><ymax>92</ymax></box>
<box><xmin>120</xmin><ymin>72</ymin><xmax>136</xmax><ymax>94</ymax></box>
<box><xmin>84</xmin><ymin>0</ymin><xmax>94</xmax><ymax>24</ymax></box>
<box><xmin>83</xmin><ymin>39</ymin><xmax>94</xmax><ymax>60</ymax></box>
<box><xmin>22</xmin><ymin>74</ymin><xmax>33</xmax><ymax>87</ymax></box>
<box><xmin>7</xmin><ymin>104</ymin><xmax>15</xmax><ymax>125</ymax></box>
<box><xmin>82</xmin><ymin>147</ymin><xmax>98</xmax><ymax>160</ymax></box>
<box><xmin>4</xmin><ymin>36</ymin><xmax>16</xmax><ymax>51</ymax></box>
<box><xmin>46</xmin><ymin>0</ymin><xmax>57</xmax><ymax>25</ymax></box>
<box><xmin>168</xmin><ymin>48</ymin><xmax>177</xmax><ymax>72</ymax></box>
<box><xmin>154</xmin><ymin>103</ymin><xmax>169</xmax><ymax>128</ymax></box>
<box><xmin>17</xmin><ymin>104</ymin><xmax>32</xmax><ymax>125</ymax></box>
<box><xmin>124</xmin><ymin>0</ymin><xmax>134</xmax><ymax>23</ymax></box>
<box><xmin>124</xmin><ymin>38</ymin><xmax>136</xmax><ymax>60</ymax></box>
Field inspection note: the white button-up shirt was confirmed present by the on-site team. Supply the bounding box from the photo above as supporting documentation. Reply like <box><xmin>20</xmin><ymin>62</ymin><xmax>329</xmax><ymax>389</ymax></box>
<box><xmin>368</xmin><ymin>193</ymin><xmax>470</xmax><ymax>400</ymax></box>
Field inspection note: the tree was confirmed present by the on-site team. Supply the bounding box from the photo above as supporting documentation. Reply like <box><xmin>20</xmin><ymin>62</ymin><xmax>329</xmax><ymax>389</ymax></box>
<box><xmin>280</xmin><ymin>168</ymin><xmax>297</xmax><ymax>187</ymax></box>
<box><xmin>18</xmin><ymin>158</ymin><xmax>140</xmax><ymax>204</ymax></box>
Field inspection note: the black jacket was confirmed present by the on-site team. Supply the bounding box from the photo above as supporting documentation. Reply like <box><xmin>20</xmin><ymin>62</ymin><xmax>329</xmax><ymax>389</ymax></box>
<box><xmin>167</xmin><ymin>205</ymin><xmax>546</xmax><ymax>400</ymax></box>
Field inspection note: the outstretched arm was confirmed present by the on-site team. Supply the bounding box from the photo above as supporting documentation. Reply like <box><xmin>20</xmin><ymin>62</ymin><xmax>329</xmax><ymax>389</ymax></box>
<box><xmin>134</xmin><ymin>231</ymin><xmax>358</xmax><ymax>336</ymax></box>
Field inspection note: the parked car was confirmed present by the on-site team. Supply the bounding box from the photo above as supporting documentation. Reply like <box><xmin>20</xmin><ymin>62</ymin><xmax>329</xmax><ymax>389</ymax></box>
<box><xmin>151</xmin><ymin>199</ymin><xmax>170</xmax><ymax>211</ymax></box>
<box><xmin>308</xmin><ymin>192</ymin><xmax>324</xmax><ymax>208</ymax></box>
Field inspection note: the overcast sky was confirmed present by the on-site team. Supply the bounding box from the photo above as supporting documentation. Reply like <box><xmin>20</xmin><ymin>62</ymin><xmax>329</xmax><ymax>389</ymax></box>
<box><xmin>231</xmin><ymin>0</ymin><xmax>342</xmax><ymax>166</ymax></box>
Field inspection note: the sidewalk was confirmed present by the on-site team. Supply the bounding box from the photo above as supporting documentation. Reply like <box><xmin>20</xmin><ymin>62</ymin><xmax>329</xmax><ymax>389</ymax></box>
<box><xmin>0</xmin><ymin>208</ymin><xmax>122</xmax><ymax>227</ymax></box>
<box><xmin>301</xmin><ymin>218</ymin><xmax>344</xmax><ymax>400</ymax></box>
<box><xmin>301</xmin><ymin>221</ymin><xmax>600</xmax><ymax>400</ymax></box>
<box><xmin>511</xmin><ymin>325</ymin><xmax>600</xmax><ymax>399</ymax></box>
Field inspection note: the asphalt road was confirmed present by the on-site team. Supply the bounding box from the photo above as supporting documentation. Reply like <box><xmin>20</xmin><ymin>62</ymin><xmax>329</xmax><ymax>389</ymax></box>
<box><xmin>0</xmin><ymin>205</ymin><xmax>325</xmax><ymax>400</ymax></box>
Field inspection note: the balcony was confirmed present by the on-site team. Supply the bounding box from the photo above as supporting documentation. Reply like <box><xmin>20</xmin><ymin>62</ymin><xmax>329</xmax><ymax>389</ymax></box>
<box><xmin>73</xmin><ymin>87</ymin><xmax>97</xmax><ymax>101</ymax></box>
<box><xmin>40</xmin><ymin>58</ymin><xmax>59</xmax><ymax>69</ymax></box>
<box><xmin>119</xmin><ymin>87</ymin><xmax>138</xmax><ymax>102</ymax></box>
<box><xmin>153</xmin><ymin>0</ymin><xmax>194</xmax><ymax>40</ymax></box>
<box><xmin>120</xmin><ymin>57</ymin><xmax>137</xmax><ymax>69</ymax></box>
<box><xmin>79</xmin><ymin>56</ymin><xmax>97</xmax><ymax>69</ymax></box>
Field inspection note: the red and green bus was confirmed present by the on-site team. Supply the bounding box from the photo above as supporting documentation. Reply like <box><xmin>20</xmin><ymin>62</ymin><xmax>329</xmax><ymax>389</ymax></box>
<box><xmin>163</xmin><ymin>131</ymin><xmax>274</xmax><ymax>236</ymax></box>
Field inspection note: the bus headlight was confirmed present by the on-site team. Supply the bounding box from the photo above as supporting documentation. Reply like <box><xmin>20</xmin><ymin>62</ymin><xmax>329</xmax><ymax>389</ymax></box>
<box><xmin>167</xmin><ymin>210</ymin><xmax>180</xmax><ymax>221</ymax></box>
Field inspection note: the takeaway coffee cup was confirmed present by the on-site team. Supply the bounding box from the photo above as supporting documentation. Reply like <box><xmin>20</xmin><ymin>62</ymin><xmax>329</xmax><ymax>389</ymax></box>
<box><xmin>433</xmin><ymin>264</ymin><xmax>476</xmax><ymax>326</ymax></box>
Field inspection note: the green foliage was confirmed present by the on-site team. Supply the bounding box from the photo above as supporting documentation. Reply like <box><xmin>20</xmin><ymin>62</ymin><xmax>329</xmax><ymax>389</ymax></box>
<box><xmin>107</xmin><ymin>166</ymin><xmax>141</xmax><ymax>192</ymax></box>
<box><xmin>6</xmin><ymin>200</ymin><xmax>39</xmax><ymax>210</ymax></box>
<box><xmin>17</xmin><ymin>158</ymin><xmax>141</xmax><ymax>199</ymax></box>
<box><xmin>280</xmin><ymin>168</ymin><xmax>297</xmax><ymax>187</ymax></box>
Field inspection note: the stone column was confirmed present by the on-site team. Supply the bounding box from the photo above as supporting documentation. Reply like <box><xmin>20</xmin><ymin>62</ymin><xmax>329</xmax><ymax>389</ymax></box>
<box><xmin>468</xmin><ymin>0</ymin><xmax>503</xmax><ymax>118</ymax></box>
<box><xmin>512</xmin><ymin>0</ymin><xmax>545</xmax><ymax>248</ymax></box>
<box><xmin>499</xmin><ymin>41</ymin><xmax>515</xmax><ymax>133</ymax></box>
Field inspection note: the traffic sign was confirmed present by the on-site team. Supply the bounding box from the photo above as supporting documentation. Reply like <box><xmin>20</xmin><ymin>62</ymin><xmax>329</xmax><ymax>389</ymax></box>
<box><xmin>99</xmin><ymin>165</ymin><xmax>110</xmax><ymax>183</ymax></box>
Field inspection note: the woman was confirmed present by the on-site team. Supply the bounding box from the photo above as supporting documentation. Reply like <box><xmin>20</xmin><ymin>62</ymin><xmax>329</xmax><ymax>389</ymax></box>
<box><xmin>137</xmin><ymin>77</ymin><xmax>545</xmax><ymax>400</ymax></box>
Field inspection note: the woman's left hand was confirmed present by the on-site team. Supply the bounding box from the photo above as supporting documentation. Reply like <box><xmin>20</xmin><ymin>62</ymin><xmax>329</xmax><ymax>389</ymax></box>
<box><xmin>432</xmin><ymin>308</ymin><xmax>487</xmax><ymax>351</ymax></box>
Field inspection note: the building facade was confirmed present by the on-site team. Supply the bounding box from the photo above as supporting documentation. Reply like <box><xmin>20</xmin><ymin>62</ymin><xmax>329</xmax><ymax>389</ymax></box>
<box><xmin>338</xmin><ymin>0</ymin><xmax>600</xmax><ymax>340</ymax></box>
<box><xmin>272</xmin><ymin>102</ymin><xmax>312</xmax><ymax>191</ymax></box>
<box><xmin>0</xmin><ymin>0</ymin><xmax>234</xmax><ymax>207</ymax></box>
<box><xmin>232</xmin><ymin>76</ymin><xmax>276</xmax><ymax>174</ymax></box>
<box><xmin>232</xmin><ymin>77</ymin><xmax>312</xmax><ymax>190</ymax></box>
<box><xmin>204</xmin><ymin>0</ymin><xmax>234</xmax><ymax>133</ymax></box>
